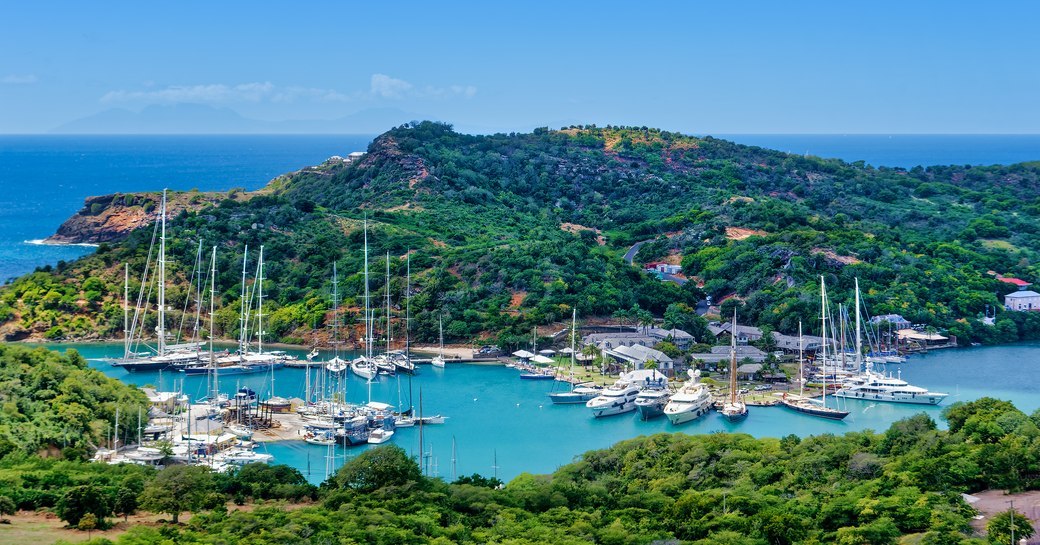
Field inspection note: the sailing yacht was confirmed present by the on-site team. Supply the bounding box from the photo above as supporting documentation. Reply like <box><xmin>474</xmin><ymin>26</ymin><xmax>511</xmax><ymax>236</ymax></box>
<box><xmin>351</xmin><ymin>220</ymin><xmax>380</xmax><ymax>381</ymax></box>
<box><xmin>719</xmin><ymin>310</ymin><xmax>748</xmax><ymax>422</ymax></box>
<box><xmin>547</xmin><ymin>310</ymin><xmax>602</xmax><ymax>404</ymax></box>
<box><xmin>780</xmin><ymin>318</ymin><xmax>850</xmax><ymax>420</ymax></box>
<box><xmin>326</xmin><ymin>262</ymin><xmax>349</xmax><ymax>374</ymax></box>
<box><xmin>663</xmin><ymin>369</ymin><xmax>712</xmax><ymax>424</ymax></box>
<box><xmin>114</xmin><ymin>190</ymin><xmax>204</xmax><ymax>372</ymax></box>
<box><xmin>431</xmin><ymin>317</ymin><xmax>446</xmax><ymax>368</ymax></box>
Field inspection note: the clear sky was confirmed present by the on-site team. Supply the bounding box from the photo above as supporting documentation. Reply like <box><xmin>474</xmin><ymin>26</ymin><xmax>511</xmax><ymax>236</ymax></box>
<box><xmin>2</xmin><ymin>1</ymin><xmax>1038</xmax><ymax>134</ymax></box>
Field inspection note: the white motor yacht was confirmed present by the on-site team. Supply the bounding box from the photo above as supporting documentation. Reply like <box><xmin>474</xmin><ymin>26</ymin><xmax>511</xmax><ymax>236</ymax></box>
<box><xmin>834</xmin><ymin>363</ymin><xmax>947</xmax><ymax>405</ymax></box>
<box><xmin>663</xmin><ymin>370</ymin><xmax>712</xmax><ymax>425</ymax></box>
<box><xmin>586</xmin><ymin>380</ymin><xmax>640</xmax><ymax>417</ymax></box>
<box><xmin>367</xmin><ymin>428</ymin><xmax>395</xmax><ymax>444</ymax></box>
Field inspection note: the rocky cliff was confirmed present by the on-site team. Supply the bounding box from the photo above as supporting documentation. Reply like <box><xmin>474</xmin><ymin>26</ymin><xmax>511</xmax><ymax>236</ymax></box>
<box><xmin>44</xmin><ymin>190</ymin><xmax>253</xmax><ymax>244</ymax></box>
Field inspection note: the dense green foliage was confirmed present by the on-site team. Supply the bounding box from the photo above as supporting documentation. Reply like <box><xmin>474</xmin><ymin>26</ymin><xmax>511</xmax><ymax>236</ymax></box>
<box><xmin>5</xmin><ymin>122</ymin><xmax>1040</xmax><ymax>349</ymax></box>
<box><xmin>0</xmin><ymin>344</ymin><xmax>148</xmax><ymax>457</ymax></box>
<box><xmin>18</xmin><ymin>397</ymin><xmax>1034</xmax><ymax>544</ymax></box>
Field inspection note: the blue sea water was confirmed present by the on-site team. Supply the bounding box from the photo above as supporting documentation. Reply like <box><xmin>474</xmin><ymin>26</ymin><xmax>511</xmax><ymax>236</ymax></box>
<box><xmin>0</xmin><ymin>135</ymin><xmax>373</xmax><ymax>283</ymax></box>
<box><xmin>30</xmin><ymin>342</ymin><xmax>1040</xmax><ymax>484</ymax></box>
<box><xmin>718</xmin><ymin>134</ymin><xmax>1040</xmax><ymax>169</ymax></box>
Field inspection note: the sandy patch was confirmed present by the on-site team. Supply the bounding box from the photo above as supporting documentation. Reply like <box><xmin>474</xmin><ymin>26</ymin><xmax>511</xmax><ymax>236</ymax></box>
<box><xmin>725</xmin><ymin>227</ymin><xmax>770</xmax><ymax>240</ymax></box>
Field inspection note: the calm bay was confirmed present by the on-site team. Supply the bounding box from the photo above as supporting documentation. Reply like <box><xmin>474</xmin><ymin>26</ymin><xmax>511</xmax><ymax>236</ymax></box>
<box><xmin>33</xmin><ymin>341</ymin><xmax>1040</xmax><ymax>484</ymax></box>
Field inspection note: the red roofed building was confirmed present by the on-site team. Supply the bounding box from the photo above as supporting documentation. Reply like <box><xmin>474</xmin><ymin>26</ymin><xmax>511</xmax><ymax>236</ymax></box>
<box><xmin>997</xmin><ymin>276</ymin><xmax>1032</xmax><ymax>290</ymax></box>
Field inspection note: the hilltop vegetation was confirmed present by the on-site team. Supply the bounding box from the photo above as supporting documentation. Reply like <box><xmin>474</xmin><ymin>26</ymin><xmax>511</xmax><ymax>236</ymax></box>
<box><xmin>4</xmin><ymin>122</ymin><xmax>1040</xmax><ymax>349</ymax></box>
<box><xmin>1</xmin><ymin>396</ymin><xmax>1036</xmax><ymax>544</ymax></box>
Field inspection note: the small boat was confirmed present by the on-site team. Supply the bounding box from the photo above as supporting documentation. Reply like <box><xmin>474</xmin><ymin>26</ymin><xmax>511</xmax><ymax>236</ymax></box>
<box><xmin>519</xmin><ymin>371</ymin><xmax>554</xmax><ymax>380</ymax></box>
<box><xmin>217</xmin><ymin>448</ymin><xmax>274</xmax><ymax>465</ymax></box>
<box><xmin>417</xmin><ymin>415</ymin><xmax>447</xmax><ymax>425</ymax></box>
<box><xmin>326</xmin><ymin>356</ymin><xmax>348</xmax><ymax>374</ymax></box>
<box><xmin>350</xmin><ymin>357</ymin><xmax>378</xmax><ymax>380</ymax></box>
<box><xmin>548</xmin><ymin>383</ymin><xmax>602</xmax><ymax>404</ymax></box>
<box><xmin>367</xmin><ymin>428</ymin><xmax>395</xmax><ymax>444</ymax></box>
<box><xmin>432</xmin><ymin>317</ymin><xmax>446</xmax><ymax>368</ymax></box>
<box><xmin>303</xmin><ymin>430</ymin><xmax>336</xmax><ymax>446</ymax></box>
<box><xmin>306</xmin><ymin>348</ymin><xmax>319</xmax><ymax>361</ymax></box>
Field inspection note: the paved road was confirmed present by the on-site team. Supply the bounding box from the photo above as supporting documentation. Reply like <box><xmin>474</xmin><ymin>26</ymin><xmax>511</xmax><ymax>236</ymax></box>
<box><xmin>623</xmin><ymin>239</ymin><xmax>651</xmax><ymax>265</ymax></box>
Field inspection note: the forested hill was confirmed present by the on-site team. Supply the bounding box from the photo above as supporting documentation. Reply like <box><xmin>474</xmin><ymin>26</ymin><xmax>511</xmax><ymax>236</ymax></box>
<box><xmin>4</xmin><ymin>121</ymin><xmax>1040</xmax><ymax>347</ymax></box>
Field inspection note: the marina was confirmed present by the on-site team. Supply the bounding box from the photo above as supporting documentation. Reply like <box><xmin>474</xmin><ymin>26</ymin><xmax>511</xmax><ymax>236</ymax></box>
<box><xmin>34</xmin><ymin>339</ymin><xmax>1040</xmax><ymax>484</ymax></box>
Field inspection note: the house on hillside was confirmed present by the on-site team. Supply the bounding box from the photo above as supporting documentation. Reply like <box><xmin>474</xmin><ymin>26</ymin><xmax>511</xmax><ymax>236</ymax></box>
<box><xmin>645</xmin><ymin>327</ymin><xmax>694</xmax><ymax>349</ymax></box>
<box><xmin>583</xmin><ymin>332</ymin><xmax>656</xmax><ymax>350</ymax></box>
<box><xmin>687</xmin><ymin>345</ymin><xmax>767</xmax><ymax>364</ymax></box>
<box><xmin>644</xmin><ymin>262</ymin><xmax>682</xmax><ymax>275</ymax></box>
<box><xmin>1005</xmin><ymin>290</ymin><xmax>1040</xmax><ymax>311</ymax></box>
<box><xmin>709</xmin><ymin>322</ymin><xmax>763</xmax><ymax>343</ymax></box>
<box><xmin>869</xmin><ymin>314</ymin><xmax>911</xmax><ymax>330</ymax></box>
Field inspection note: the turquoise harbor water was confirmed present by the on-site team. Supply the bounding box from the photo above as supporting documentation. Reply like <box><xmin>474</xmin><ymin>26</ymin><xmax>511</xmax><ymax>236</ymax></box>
<box><xmin>33</xmin><ymin>342</ymin><xmax>1040</xmax><ymax>484</ymax></box>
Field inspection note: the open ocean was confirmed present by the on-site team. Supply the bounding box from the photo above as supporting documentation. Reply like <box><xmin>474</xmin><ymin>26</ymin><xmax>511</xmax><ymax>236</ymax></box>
<box><xmin>3</xmin><ymin>133</ymin><xmax>1039</xmax><ymax>482</ymax></box>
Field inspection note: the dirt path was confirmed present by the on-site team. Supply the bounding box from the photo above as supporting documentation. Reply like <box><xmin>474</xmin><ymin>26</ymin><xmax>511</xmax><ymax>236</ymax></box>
<box><xmin>967</xmin><ymin>490</ymin><xmax>1040</xmax><ymax>543</ymax></box>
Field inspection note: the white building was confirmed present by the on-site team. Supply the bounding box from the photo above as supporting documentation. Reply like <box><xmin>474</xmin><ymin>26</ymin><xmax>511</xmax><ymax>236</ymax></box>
<box><xmin>605</xmin><ymin>344</ymin><xmax>674</xmax><ymax>370</ymax></box>
<box><xmin>1005</xmin><ymin>290</ymin><xmax>1040</xmax><ymax>311</ymax></box>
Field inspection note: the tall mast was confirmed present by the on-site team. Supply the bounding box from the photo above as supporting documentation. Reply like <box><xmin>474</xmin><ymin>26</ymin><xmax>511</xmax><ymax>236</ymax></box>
<box><xmin>798</xmin><ymin>321</ymin><xmax>804</xmax><ymax>397</ymax></box>
<box><xmin>364</xmin><ymin>219</ymin><xmax>371</xmax><ymax>359</ymax></box>
<box><xmin>385</xmin><ymin>252</ymin><xmax>391</xmax><ymax>355</ymax></box>
<box><xmin>256</xmin><ymin>246</ymin><xmax>265</xmax><ymax>355</ymax></box>
<box><xmin>820</xmin><ymin>276</ymin><xmax>828</xmax><ymax>405</ymax></box>
<box><xmin>855</xmin><ymin>278</ymin><xmax>863</xmax><ymax>371</ymax></box>
<box><xmin>729</xmin><ymin>309</ymin><xmax>738</xmax><ymax>404</ymax></box>
<box><xmin>405</xmin><ymin>253</ymin><xmax>411</xmax><ymax>364</ymax></box>
<box><xmin>123</xmin><ymin>263</ymin><xmax>129</xmax><ymax>356</ymax></box>
<box><xmin>570</xmin><ymin>308</ymin><xmax>576</xmax><ymax>375</ymax></box>
<box><xmin>209</xmin><ymin>246</ymin><xmax>217</xmax><ymax>401</ymax></box>
<box><xmin>157</xmin><ymin>189</ymin><xmax>167</xmax><ymax>356</ymax></box>
<box><xmin>238</xmin><ymin>246</ymin><xmax>249</xmax><ymax>355</ymax></box>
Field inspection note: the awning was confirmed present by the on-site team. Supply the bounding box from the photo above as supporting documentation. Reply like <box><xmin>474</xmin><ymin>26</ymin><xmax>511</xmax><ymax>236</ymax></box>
<box><xmin>512</xmin><ymin>350</ymin><xmax>535</xmax><ymax>358</ymax></box>
<box><xmin>531</xmin><ymin>355</ymin><xmax>555</xmax><ymax>365</ymax></box>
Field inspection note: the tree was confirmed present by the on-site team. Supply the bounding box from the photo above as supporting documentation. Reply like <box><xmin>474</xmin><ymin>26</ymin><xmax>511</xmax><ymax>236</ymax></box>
<box><xmin>331</xmin><ymin>445</ymin><xmax>423</xmax><ymax>493</ymax></box>
<box><xmin>114</xmin><ymin>486</ymin><xmax>138</xmax><ymax>522</ymax></box>
<box><xmin>78</xmin><ymin>512</ymin><xmax>97</xmax><ymax>538</ymax></box>
<box><xmin>986</xmin><ymin>509</ymin><xmax>1034</xmax><ymax>544</ymax></box>
<box><xmin>0</xmin><ymin>495</ymin><xmax>15</xmax><ymax>523</ymax></box>
<box><xmin>57</xmin><ymin>484</ymin><xmax>111</xmax><ymax>527</ymax></box>
<box><xmin>139</xmin><ymin>465</ymin><xmax>214</xmax><ymax>523</ymax></box>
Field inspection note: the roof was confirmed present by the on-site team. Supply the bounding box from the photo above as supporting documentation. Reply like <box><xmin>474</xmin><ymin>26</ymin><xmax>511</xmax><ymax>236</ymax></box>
<box><xmin>736</xmin><ymin>363</ymin><xmax>763</xmax><ymax>374</ymax></box>
<box><xmin>608</xmin><ymin>344</ymin><xmax>673</xmax><ymax>365</ymax></box>
<box><xmin>897</xmin><ymin>329</ymin><xmax>948</xmax><ymax>341</ymax></box>
<box><xmin>1005</xmin><ymin>290</ymin><xmax>1040</xmax><ymax>298</ymax></box>
<box><xmin>998</xmin><ymin>277</ymin><xmax>1032</xmax><ymax>287</ymax></box>
<box><xmin>646</xmin><ymin>327</ymin><xmax>693</xmax><ymax>340</ymax></box>
<box><xmin>531</xmin><ymin>355</ymin><xmax>555</xmax><ymax>364</ymax></box>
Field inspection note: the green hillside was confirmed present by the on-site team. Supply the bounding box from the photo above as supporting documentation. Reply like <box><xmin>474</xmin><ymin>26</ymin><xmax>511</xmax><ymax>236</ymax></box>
<box><xmin>4</xmin><ymin>122</ymin><xmax>1040</xmax><ymax>348</ymax></box>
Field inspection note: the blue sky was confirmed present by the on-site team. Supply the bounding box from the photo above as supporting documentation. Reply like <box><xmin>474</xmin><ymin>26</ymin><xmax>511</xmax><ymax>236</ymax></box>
<box><xmin>2</xmin><ymin>1</ymin><xmax>1038</xmax><ymax>134</ymax></box>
